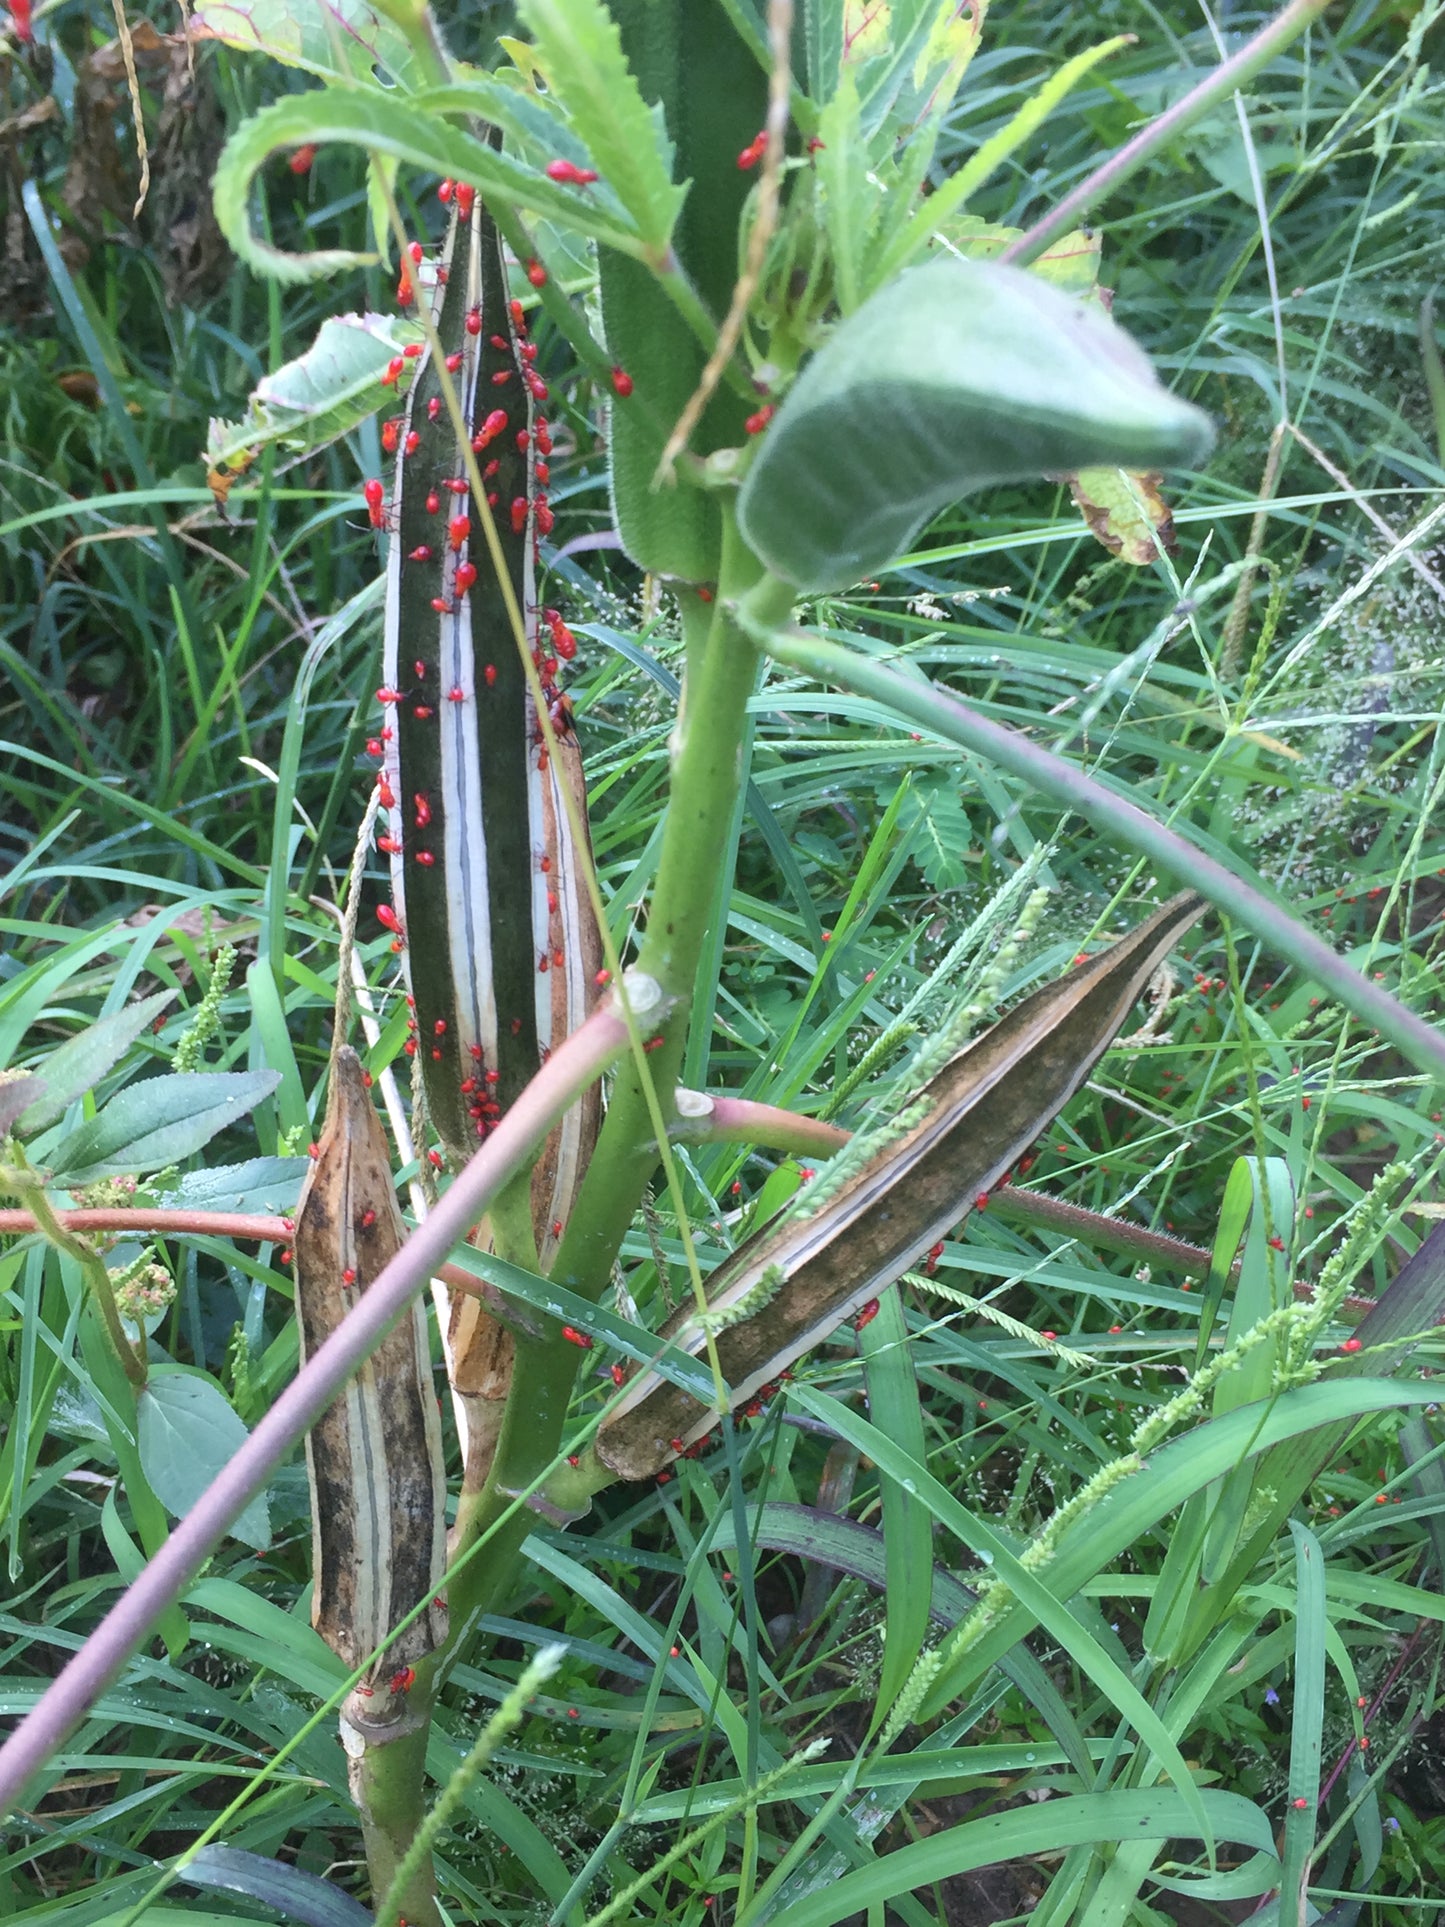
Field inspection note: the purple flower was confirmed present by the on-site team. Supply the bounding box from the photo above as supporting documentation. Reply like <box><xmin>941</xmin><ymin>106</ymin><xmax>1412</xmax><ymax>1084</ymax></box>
<box><xmin>1264</xmin><ymin>1687</ymin><xmax>1279</xmax><ymax>1706</ymax></box>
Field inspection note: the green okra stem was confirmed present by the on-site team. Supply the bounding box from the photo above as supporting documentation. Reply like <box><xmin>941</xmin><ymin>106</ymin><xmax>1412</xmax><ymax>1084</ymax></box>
<box><xmin>545</xmin><ymin>510</ymin><xmax>766</xmax><ymax>1304</ymax></box>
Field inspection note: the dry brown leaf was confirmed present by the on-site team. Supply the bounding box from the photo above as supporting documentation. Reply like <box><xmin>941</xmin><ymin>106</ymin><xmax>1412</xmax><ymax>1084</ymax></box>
<box><xmin>295</xmin><ymin>1047</ymin><xmax>447</xmax><ymax>1734</ymax></box>
<box><xmin>597</xmin><ymin>893</ymin><xmax>1205</xmax><ymax>1479</ymax></box>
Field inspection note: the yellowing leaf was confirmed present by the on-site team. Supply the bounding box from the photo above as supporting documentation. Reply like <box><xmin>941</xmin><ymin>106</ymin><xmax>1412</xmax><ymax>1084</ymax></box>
<box><xmin>1068</xmin><ymin>466</ymin><xmax>1179</xmax><ymax>566</ymax></box>
<box><xmin>844</xmin><ymin>0</ymin><xmax>893</xmax><ymax>64</ymax></box>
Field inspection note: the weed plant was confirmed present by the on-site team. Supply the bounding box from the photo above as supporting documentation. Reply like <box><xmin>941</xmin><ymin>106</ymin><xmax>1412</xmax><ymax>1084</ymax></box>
<box><xmin>2</xmin><ymin>0</ymin><xmax>1445</xmax><ymax>1922</ymax></box>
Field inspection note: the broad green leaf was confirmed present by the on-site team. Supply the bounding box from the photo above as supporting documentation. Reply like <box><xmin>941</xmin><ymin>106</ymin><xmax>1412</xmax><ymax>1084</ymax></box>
<box><xmin>737</xmin><ymin>256</ymin><xmax>1214</xmax><ymax>592</ymax></box>
<box><xmin>206</xmin><ymin>313</ymin><xmax>415</xmax><ymax>497</ymax></box>
<box><xmin>47</xmin><ymin>1071</ymin><xmax>281</xmax><ymax>1183</ymax></box>
<box><xmin>191</xmin><ymin>0</ymin><xmax>431</xmax><ymax>90</ymax></box>
<box><xmin>159</xmin><ymin>1155</ymin><xmax>310</xmax><ymax>1216</ymax></box>
<box><xmin>211</xmin><ymin>92</ymin><xmax>646</xmax><ymax>286</ymax></box>
<box><xmin>13</xmin><ymin>990</ymin><xmax>176</xmax><ymax>1134</ymax></box>
<box><xmin>137</xmin><ymin>1370</ymin><xmax>271</xmax><ymax>1550</ymax></box>
<box><xmin>517</xmin><ymin>0</ymin><xmax>686</xmax><ymax>254</ymax></box>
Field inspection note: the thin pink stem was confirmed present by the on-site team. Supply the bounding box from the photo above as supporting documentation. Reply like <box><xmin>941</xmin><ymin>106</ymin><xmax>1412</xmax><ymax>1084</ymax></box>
<box><xmin>0</xmin><ymin>1209</ymin><xmax>495</xmax><ymax>1304</ymax></box>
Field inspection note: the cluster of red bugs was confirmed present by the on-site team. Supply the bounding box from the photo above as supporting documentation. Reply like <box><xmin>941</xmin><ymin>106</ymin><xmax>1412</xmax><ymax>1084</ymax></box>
<box><xmin>365</xmin><ymin>179</ymin><xmax>609</xmax><ymax>1079</ymax></box>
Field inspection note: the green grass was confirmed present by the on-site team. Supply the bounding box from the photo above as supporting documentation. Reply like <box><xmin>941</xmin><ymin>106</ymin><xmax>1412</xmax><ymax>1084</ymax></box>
<box><xmin>4</xmin><ymin>0</ymin><xmax>1445</xmax><ymax>1922</ymax></box>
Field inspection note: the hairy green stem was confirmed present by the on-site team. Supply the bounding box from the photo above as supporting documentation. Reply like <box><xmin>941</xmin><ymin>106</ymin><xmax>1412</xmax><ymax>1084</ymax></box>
<box><xmin>550</xmin><ymin>512</ymin><xmax>766</xmax><ymax>1302</ymax></box>
<box><xmin>352</xmin><ymin>1722</ymin><xmax>441</xmax><ymax>1927</ymax></box>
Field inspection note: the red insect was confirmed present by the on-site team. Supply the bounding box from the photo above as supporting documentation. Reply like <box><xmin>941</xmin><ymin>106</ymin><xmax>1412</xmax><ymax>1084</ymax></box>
<box><xmin>377</xmin><ymin>905</ymin><xmax>403</xmax><ymax>935</ymax></box>
<box><xmin>854</xmin><ymin>1298</ymin><xmax>880</xmax><ymax>1332</ymax></box>
<box><xmin>561</xmin><ymin>1325</ymin><xmax>593</xmax><ymax>1349</ymax></box>
<box><xmin>408</xmin><ymin>544</ymin><xmax>433</xmax><ymax>563</ymax></box>
<box><xmin>437</xmin><ymin>178</ymin><xmax>454</xmax><ymax>204</ymax></box>
<box><xmin>381</xmin><ymin>418</ymin><xmax>401</xmax><ymax>455</ymax></box>
<box><xmin>465</xmin><ymin>306</ymin><xmax>482</xmax><ymax>336</ymax></box>
<box><xmin>511</xmin><ymin>497</ymin><xmax>529</xmax><ymax>534</ymax></box>
<box><xmin>545</xmin><ymin>158</ymin><xmax>599</xmax><ymax>186</ymax></box>
<box><xmin>414</xmin><ymin>793</ymin><xmax>432</xmax><ymax>828</ymax></box>
<box><xmin>526</xmin><ymin>258</ymin><xmax>547</xmax><ymax>287</ymax></box>
<box><xmin>737</xmin><ymin>130</ymin><xmax>767</xmax><ymax>170</ymax></box>
<box><xmin>363</xmin><ymin>478</ymin><xmax>385</xmax><ymax>528</ymax></box>
<box><xmin>376</xmin><ymin>776</ymin><xmax>396</xmax><ymax>809</ymax></box>
<box><xmin>744</xmin><ymin>404</ymin><xmax>774</xmax><ymax>435</ymax></box>
<box><xmin>455</xmin><ymin>561</ymin><xmax>478</xmax><ymax>593</ymax></box>
<box><xmin>474</xmin><ymin>408</ymin><xmax>509</xmax><ymax>448</ymax></box>
<box><xmin>455</xmin><ymin>182</ymin><xmax>476</xmax><ymax>219</ymax></box>
<box><xmin>448</xmin><ymin>514</ymin><xmax>470</xmax><ymax>551</ymax></box>
<box><xmin>389</xmin><ymin>1667</ymin><xmax>416</xmax><ymax>1695</ymax></box>
<box><xmin>289</xmin><ymin>143</ymin><xmax>317</xmax><ymax>175</ymax></box>
<box><xmin>425</xmin><ymin>490</ymin><xmax>441</xmax><ymax>515</ymax></box>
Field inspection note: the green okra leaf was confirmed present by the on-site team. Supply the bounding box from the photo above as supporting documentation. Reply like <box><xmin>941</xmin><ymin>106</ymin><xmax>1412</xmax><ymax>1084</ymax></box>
<box><xmin>211</xmin><ymin>91</ymin><xmax>648</xmax><ymax>286</ymax></box>
<box><xmin>191</xmin><ymin>0</ymin><xmax>435</xmax><ymax>90</ymax></box>
<box><xmin>736</xmin><ymin>254</ymin><xmax>1215</xmax><ymax>592</ymax></box>
<box><xmin>518</xmin><ymin>0</ymin><xmax>687</xmax><ymax>255</ymax></box>
<box><xmin>596</xmin><ymin>892</ymin><xmax>1205</xmax><ymax>1479</ymax></box>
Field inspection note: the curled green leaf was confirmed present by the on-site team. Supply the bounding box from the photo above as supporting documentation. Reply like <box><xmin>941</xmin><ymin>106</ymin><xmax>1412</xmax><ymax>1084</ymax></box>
<box><xmin>737</xmin><ymin>255</ymin><xmax>1215</xmax><ymax>592</ymax></box>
